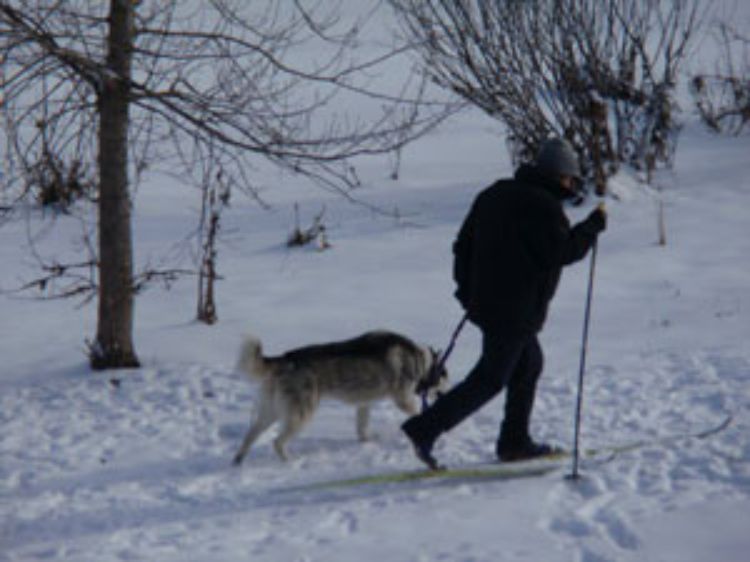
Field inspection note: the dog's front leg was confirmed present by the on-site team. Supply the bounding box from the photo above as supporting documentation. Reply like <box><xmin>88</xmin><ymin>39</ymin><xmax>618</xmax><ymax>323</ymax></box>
<box><xmin>393</xmin><ymin>393</ymin><xmax>419</xmax><ymax>416</ymax></box>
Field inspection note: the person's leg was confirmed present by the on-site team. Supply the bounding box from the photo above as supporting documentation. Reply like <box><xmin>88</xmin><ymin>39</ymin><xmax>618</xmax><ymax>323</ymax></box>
<box><xmin>496</xmin><ymin>337</ymin><xmax>559</xmax><ymax>460</ymax></box>
<box><xmin>402</xmin><ymin>333</ymin><xmax>525</xmax><ymax>466</ymax></box>
<box><xmin>497</xmin><ymin>336</ymin><xmax>543</xmax><ymax>449</ymax></box>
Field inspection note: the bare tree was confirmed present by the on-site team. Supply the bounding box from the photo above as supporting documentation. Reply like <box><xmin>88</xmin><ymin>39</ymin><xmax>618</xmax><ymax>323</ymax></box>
<box><xmin>388</xmin><ymin>0</ymin><xmax>703</xmax><ymax>193</ymax></box>
<box><xmin>0</xmin><ymin>0</ymin><xmax>456</xmax><ymax>369</ymax></box>
<box><xmin>194</xmin><ymin>143</ymin><xmax>231</xmax><ymax>326</ymax></box>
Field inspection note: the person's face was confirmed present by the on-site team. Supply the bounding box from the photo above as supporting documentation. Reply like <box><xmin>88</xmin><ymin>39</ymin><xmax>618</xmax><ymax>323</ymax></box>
<box><xmin>559</xmin><ymin>174</ymin><xmax>576</xmax><ymax>192</ymax></box>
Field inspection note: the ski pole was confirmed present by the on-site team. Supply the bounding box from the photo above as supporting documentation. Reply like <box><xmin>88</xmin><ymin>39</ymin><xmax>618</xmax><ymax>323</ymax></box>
<box><xmin>568</xmin><ymin>236</ymin><xmax>598</xmax><ymax>481</ymax></box>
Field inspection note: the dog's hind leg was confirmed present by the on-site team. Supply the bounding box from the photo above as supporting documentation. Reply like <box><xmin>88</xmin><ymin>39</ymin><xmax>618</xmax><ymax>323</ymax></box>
<box><xmin>233</xmin><ymin>401</ymin><xmax>277</xmax><ymax>465</ymax></box>
<box><xmin>356</xmin><ymin>405</ymin><xmax>372</xmax><ymax>441</ymax></box>
<box><xmin>273</xmin><ymin>410</ymin><xmax>312</xmax><ymax>462</ymax></box>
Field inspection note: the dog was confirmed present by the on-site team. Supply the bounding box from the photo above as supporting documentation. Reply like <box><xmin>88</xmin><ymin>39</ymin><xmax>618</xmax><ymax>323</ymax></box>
<box><xmin>232</xmin><ymin>330</ymin><xmax>448</xmax><ymax>464</ymax></box>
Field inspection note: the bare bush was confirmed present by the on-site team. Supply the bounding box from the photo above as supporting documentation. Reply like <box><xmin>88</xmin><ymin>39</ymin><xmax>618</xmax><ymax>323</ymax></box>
<box><xmin>692</xmin><ymin>21</ymin><xmax>750</xmax><ymax>134</ymax></box>
<box><xmin>388</xmin><ymin>0</ymin><xmax>703</xmax><ymax>192</ymax></box>
<box><xmin>287</xmin><ymin>204</ymin><xmax>331</xmax><ymax>251</ymax></box>
<box><xmin>27</xmin><ymin>150</ymin><xmax>95</xmax><ymax>211</ymax></box>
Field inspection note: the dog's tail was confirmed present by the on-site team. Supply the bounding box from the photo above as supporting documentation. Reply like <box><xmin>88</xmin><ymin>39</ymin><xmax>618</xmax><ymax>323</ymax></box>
<box><xmin>236</xmin><ymin>336</ymin><xmax>271</xmax><ymax>379</ymax></box>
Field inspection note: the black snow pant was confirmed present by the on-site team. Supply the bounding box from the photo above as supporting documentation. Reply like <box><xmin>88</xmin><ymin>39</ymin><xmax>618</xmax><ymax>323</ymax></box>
<box><xmin>406</xmin><ymin>332</ymin><xmax>544</xmax><ymax>453</ymax></box>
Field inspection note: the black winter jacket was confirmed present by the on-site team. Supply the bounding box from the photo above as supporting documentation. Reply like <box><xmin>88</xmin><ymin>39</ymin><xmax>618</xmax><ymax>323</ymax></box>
<box><xmin>453</xmin><ymin>164</ymin><xmax>605</xmax><ymax>338</ymax></box>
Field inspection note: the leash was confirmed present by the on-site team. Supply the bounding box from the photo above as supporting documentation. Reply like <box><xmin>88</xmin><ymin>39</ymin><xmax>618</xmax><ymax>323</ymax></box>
<box><xmin>419</xmin><ymin>313</ymin><xmax>469</xmax><ymax>411</ymax></box>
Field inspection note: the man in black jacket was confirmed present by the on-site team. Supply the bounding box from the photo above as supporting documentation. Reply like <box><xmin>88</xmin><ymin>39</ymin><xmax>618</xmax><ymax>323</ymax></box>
<box><xmin>402</xmin><ymin>138</ymin><xmax>606</xmax><ymax>469</ymax></box>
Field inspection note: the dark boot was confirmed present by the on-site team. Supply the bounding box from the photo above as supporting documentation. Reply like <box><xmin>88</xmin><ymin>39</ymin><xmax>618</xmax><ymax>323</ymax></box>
<box><xmin>401</xmin><ymin>417</ymin><xmax>443</xmax><ymax>471</ymax></box>
<box><xmin>496</xmin><ymin>438</ymin><xmax>564</xmax><ymax>462</ymax></box>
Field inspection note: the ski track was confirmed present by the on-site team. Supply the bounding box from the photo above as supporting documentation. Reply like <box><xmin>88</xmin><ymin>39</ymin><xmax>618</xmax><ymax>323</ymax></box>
<box><xmin>1</xmin><ymin>350</ymin><xmax>748</xmax><ymax>561</ymax></box>
<box><xmin>539</xmin><ymin>351</ymin><xmax>750</xmax><ymax>562</ymax></box>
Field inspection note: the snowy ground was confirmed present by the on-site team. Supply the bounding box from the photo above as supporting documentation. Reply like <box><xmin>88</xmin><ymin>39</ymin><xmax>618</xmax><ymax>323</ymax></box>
<box><xmin>2</xmin><ymin>7</ymin><xmax>750</xmax><ymax>562</ymax></box>
<box><xmin>2</xmin><ymin>112</ymin><xmax>749</xmax><ymax>561</ymax></box>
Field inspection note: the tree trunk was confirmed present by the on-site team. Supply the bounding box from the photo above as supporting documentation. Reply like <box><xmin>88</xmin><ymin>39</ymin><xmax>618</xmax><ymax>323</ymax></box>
<box><xmin>91</xmin><ymin>0</ymin><xmax>139</xmax><ymax>369</ymax></box>
<box><xmin>197</xmin><ymin>210</ymin><xmax>219</xmax><ymax>326</ymax></box>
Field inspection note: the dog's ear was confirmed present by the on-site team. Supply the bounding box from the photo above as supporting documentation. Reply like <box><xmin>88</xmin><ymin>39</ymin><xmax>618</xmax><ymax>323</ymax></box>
<box><xmin>430</xmin><ymin>347</ymin><xmax>443</xmax><ymax>363</ymax></box>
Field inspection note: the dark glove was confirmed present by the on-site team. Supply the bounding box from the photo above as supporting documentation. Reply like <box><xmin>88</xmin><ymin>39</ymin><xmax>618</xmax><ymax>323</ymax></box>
<box><xmin>586</xmin><ymin>203</ymin><xmax>607</xmax><ymax>233</ymax></box>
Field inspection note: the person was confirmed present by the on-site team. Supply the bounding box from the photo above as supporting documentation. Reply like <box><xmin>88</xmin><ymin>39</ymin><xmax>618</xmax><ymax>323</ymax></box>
<box><xmin>402</xmin><ymin>138</ymin><xmax>607</xmax><ymax>470</ymax></box>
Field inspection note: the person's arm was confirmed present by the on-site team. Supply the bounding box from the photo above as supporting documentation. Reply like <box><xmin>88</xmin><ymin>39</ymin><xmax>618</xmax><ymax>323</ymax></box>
<box><xmin>560</xmin><ymin>205</ymin><xmax>606</xmax><ymax>265</ymax></box>
<box><xmin>521</xmin><ymin>203</ymin><xmax>606</xmax><ymax>270</ymax></box>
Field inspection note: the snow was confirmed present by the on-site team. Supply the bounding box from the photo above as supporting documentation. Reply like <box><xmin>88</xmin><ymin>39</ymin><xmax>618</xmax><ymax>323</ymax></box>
<box><xmin>2</xmin><ymin>5</ymin><xmax>750</xmax><ymax>562</ymax></box>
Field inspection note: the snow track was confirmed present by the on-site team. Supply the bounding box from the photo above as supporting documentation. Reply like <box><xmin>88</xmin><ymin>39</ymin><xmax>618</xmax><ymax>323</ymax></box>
<box><xmin>540</xmin><ymin>353</ymin><xmax>748</xmax><ymax>562</ymax></box>
<box><xmin>1</xmin><ymin>350</ymin><xmax>747</xmax><ymax>562</ymax></box>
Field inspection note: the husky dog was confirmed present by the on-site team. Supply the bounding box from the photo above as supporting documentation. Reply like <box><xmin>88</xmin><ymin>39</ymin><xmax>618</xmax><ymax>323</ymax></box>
<box><xmin>232</xmin><ymin>330</ymin><xmax>448</xmax><ymax>464</ymax></box>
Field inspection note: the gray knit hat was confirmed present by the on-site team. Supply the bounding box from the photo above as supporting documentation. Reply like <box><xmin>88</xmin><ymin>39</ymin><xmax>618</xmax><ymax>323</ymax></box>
<box><xmin>535</xmin><ymin>138</ymin><xmax>581</xmax><ymax>180</ymax></box>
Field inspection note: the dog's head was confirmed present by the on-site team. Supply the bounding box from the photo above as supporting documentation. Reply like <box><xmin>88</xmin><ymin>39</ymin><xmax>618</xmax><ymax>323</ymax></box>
<box><xmin>416</xmin><ymin>347</ymin><xmax>449</xmax><ymax>401</ymax></box>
